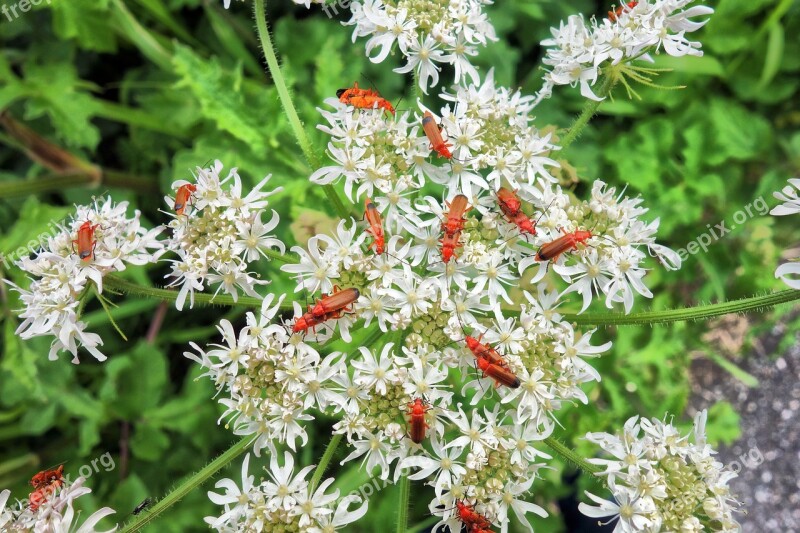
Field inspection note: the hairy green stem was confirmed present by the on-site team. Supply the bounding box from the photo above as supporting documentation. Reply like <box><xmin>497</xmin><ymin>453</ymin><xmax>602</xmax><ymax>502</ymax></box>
<box><xmin>559</xmin><ymin>73</ymin><xmax>617</xmax><ymax>151</ymax></box>
<box><xmin>103</xmin><ymin>274</ymin><xmax>292</xmax><ymax>310</ymax></box>
<box><xmin>118</xmin><ymin>436</ymin><xmax>254</xmax><ymax>533</ymax></box>
<box><xmin>543</xmin><ymin>436</ymin><xmax>602</xmax><ymax>475</ymax></box>
<box><xmin>563</xmin><ymin>289</ymin><xmax>800</xmax><ymax>326</ymax></box>
<box><xmin>253</xmin><ymin>0</ymin><xmax>350</xmax><ymax>220</ymax></box>
<box><xmin>396</xmin><ymin>473</ymin><xmax>411</xmax><ymax>533</ymax></box>
<box><xmin>309</xmin><ymin>433</ymin><xmax>343</xmax><ymax>493</ymax></box>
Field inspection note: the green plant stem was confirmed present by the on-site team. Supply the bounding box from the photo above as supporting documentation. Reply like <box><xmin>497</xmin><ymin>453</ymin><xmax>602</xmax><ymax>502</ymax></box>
<box><xmin>103</xmin><ymin>274</ymin><xmax>293</xmax><ymax>310</ymax></box>
<box><xmin>559</xmin><ymin>73</ymin><xmax>617</xmax><ymax>151</ymax></box>
<box><xmin>396</xmin><ymin>473</ymin><xmax>411</xmax><ymax>533</ymax></box>
<box><xmin>261</xmin><ymin>247</ymin><xmax>295</xmax><ymax>264</ymax></box>
<box><xmin>543</xmin><ymin>436</ymin><xmax>601</xmax><ymax>476</ymax></box>
<box><xmin>0</xmin><ymin>171</ymin><xmax>158</xmax><ymax>197</ymax></box>
<box><xmin>118</xmin><ymin>436</ymin><xmax>254</xmax><ymax>533</ymax></box>
<box><xmin>309</xmin><ymin>433</ymin><xmax>343</xmax><ymax>493</ymax></box>
<box><xmin>562</xmin><ymin>289</ymin><xmax>800</xmax><ymax>326</ymax></box>
<box><xmin>252</xmin><ymin>0</ymin><xmax>350</xmax><ymax>221</ymax></box>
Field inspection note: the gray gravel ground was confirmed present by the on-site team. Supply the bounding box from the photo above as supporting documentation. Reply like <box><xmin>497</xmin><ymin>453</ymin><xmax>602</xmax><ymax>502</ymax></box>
<box><xmin>690</xmin><ymin>324</ymin><xmax>800</xmax><ymax>532</ymax></box>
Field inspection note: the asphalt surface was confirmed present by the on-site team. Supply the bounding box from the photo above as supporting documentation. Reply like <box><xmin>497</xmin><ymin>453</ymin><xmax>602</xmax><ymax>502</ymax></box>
<box><xmin>690</xmin><ymin>320</ymin><xmax>800</xmax><ymax>532</ymax></box>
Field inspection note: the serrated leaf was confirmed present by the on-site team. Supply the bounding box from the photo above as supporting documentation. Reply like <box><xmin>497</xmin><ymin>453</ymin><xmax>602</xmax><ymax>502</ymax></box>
<box><xmin>50</xmin><ymin>0</ymin><xmax>117</xmax><ymax>52</ymax></box>
<box><xmin>5</xmin><ymin>62</ymin><xmax>101</xmax><ymax>149</ymax></box>
<box><xmin>172</xmin><ymin>44</ymin><xmax>269</xmax><ymax>152</ymax></box>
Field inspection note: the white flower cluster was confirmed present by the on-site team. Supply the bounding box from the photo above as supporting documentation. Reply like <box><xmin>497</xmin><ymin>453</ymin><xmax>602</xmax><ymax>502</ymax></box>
<box><xmin>770</xmin><ymin>178</ymin><xmax>800</xmax><ymax>289</ymax></box>
<box><xmin>345</xmin><ymin>0</ymin><xmax>497</xmax><ymax>93</ymax></box>
<box><xmin>185</xmin><ymin>294</ymin><xmax>334</xmax><ymax>455</ymax></box>
<box><xmin>0</xmin><ymin>477</ymin><xmax>116</xmax><ymax>532</ymax></box>
<box><xmin>438</xmin><ymin>70</ymin><xmax>560</xmax><ymax>196</ymax></box>
<box><xmin>205</xmin><ymin>452</ymin><xmax>367</xmax><ymax>532</ymax></box>
<box><xmin>7</xmin><ymin>197</ymin><xmax>163</xmax><ymax>363</ymax></box>
<box><xmin>518</xmin><ymin>180</ymin><xmax>682</xmax><ymax>313</ymax></box>
<box><xmin>535</xmin><ymin>0</ymin><xmax>714</xmax><ymax>103</ymax></box>
<box><xmin>313</xmin><ymin>70</ymin><xmax>560</xmax><ymax>201</ymax></box>
<box><xmin>579</xmin><ymin>410</ymin><xmax>742</xmax><ymax>532</ymax></box>
<box><xmin>164</xmin><ymin>160</ymin><xmax>284</xmax><ymax>310</ymax></box>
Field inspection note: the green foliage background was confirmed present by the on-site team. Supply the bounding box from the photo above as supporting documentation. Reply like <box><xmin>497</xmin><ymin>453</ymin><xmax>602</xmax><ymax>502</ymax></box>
<box><xmin>0</xmin><ymin>0</ymin><xmax>798</xmax><ymax>531</ymax></box>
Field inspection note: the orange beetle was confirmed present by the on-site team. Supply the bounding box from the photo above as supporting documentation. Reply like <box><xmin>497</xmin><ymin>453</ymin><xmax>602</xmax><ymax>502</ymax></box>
<box><xmin>72</xmin><ymin>221</ymin><xmax>100</xmax><ymax>262</ymax></box>
<box><xmin>422</xmin><ymin>111</ymin><xmax>453</xmax><ymax>159</ymax></box>
<box><xmin>608</xmin><ymin>0</ymin><xmax>637</xmax><ymax>20</ymax></box>
<box><xmin>455</xmin><ymin>501</ymin><xmax>493</xmax><ymax>531</ymax></box>
<box><xmin>496</xmin><ymin>188</ymin><xmax>536</xmax><ymax>236</ymax></box>
<box><xmin>307</xmin><ymin>287</ymin><xmax>360</xmax><ymax>319</ymax></box>
<box><xmin>440</xmin><ymin>231</ymin><xmax>462</xmax><ymax>264</ymax></box>
<box><xmin>28</xmin><ymin>465</ymin><xmax>65</xmax><ymax>511</ymax></box>
<box><xmin>464</xmin><ymin>334</ymin><xmax>508</xmax><ymax>369</ymax></box>
<box><xmin>337</xmin><ymin>82</ymin><xmax>395</xmax><ymax>115</ymax></box>
<box><xmin>364</xmin><ymin>198</ymin><xmax>385</xmax><ymax>255</ymax></box>
<box><xmin>476</xmin><ymin>355</ymin><xmax>521</xmax><ymax>389</ymax></box>
<box><xmin>406</xmin><ymin>398</ymin><xmax>432</xmax><ymax>444</ymax></box>
<box><xmin>174</xmin><ymin>183</ymin><xmax>197</xmax><ymax>216</ymax></box>
<box><xmin>535</xmin><ymin>229</ymin><xmax>593</xmax><ymax>263</ymax></box>
<box><xmin>442</xmin><ymin>194</ymin><xmax>471</xmax><ymax>237</ymax></box>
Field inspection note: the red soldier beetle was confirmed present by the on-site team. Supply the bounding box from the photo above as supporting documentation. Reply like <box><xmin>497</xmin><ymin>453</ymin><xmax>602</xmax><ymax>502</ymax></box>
<box><xmin>174</xmin><ymin>183</ymin><xmax>197</xmax><ymax>216</ymax></box>
<box><xmin>72</xmin><ymin>220</ymin><xmax>100</xmax><ymax>262</ymax></box>
<box><xmin>535</xmin><ymin>228</ymin><xmax>594</xmax><ymax>263</ymax></box>
<box><xmin>364</xmin><ymin>198</ymin><xmax>386</xmax><ymax>255</ymax></box>
<box><xmin>496</xmin><ymin>187</ymin><xmax>537</xmax><ymax>236</ymax></box>
<box><xmin>454</xmin><ymin>501</ymin><xmax>493</xmax><ymax>531</ymax></box>
<box><xmin>464</xmin><ymin>333</ymin><xmax>508</xmax><ymax>369</ymax></box>
<box><xmin>442</xmin><ymin>194</ymin><xmax>471</xmax><ymax>237</ymax></box>
<box><xmin>292</xmin><ymin>288</ymin><xmax>360</xmax><ymax>334</ymax></box>
<box><xmin>30</xmin><ymin>464</ymin><xmax>64</xmax><ymax>490</ymax></box>
<box><xmin>475</xmin><ymin>355</ymin><xmax>521</xmax><ymax>389</ymax></box>
<box><xmin>307</xmin><ymin>287</ymin><xmax>360</xmax><ymax>319</ymax></box>
<box><xmin>440</xmin><ymin>230</ymin><xmax>463</xmax><ymax>264</ymax></box>
<box><xmin>337</xmin><ymin>82</ymin><xmax>395</xmax><ymax>115</ymax></box>
<box><xmin>406</xmin><ymin>397</ymin><xmax>432</xmax><ymax>444</ymax></box>
<box><xmin>422</xmin><ymin>111</ymin><xmax>453</xmax><ymax>159</ymax></box>
<box><xmin>608</xmin><ymin>0</ymin><xmax>637</xmax><ymax>20</ymax></box>
<box><xmin>28</xmin><ymin>464</ymin><xmax>65</xmax><ymax>511</ymax></box>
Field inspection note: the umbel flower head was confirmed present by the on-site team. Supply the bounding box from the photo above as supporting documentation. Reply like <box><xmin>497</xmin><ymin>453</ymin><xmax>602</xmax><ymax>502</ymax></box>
<box><xmin>205</xmin><ymin>452</ymin><xmax>367</xmax><ymax>531</ymax></box>
<box><xmin>7</xmin><ymin>197</ymin><xmax>163</xmax><ymax>363</ymax></box>
<box><xmin>163</xmin><ymin>160</ymin><xmax>284</xmax><ymax>310</ymax></box>
<box><xmin>344</xmin><ymin>0</ymin><xmax>497</xmax><ymax>93</ymax></box>
<box><xmin>535</xmin><ymin>0</ymin><xmax>714</xmax><ymax>103</ymax></box>
<box><xmin>1</xmin><ymin>477</ymin><xmax>117</xmax><ymax>532</ymax></box>
<box><xmin>579</xmin><ymin>410</ymin><xmax>742</xmax><ymax>532</ymax></box>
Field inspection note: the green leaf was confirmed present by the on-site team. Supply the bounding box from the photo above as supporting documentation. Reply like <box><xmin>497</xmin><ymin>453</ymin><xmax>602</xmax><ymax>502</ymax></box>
<box><xmin>1</xmin><ymin>320</ymin><xmax>39</xmax><ymax>395</ymax></box>
<box><xmin>705</xmin><ymin>401</ymin><xmax>741</xmax><ymax>445</ymax></box>
<box><xmin>171</xmin><ymin>44</ymin><xmax>272</xmax><ymax>152</ymax></box>
<box><xmin>757</xmin><ymin>23</ymin><xmax>784</xmax><ymax>90</ymax></box>
<box><xmin>0</xmin><ymin>197</ymin><xmax>71</xmax><ymax>261</ymax></box>
<box><xmin>130</xmin><ymin>423</ymin><xmax>170</xmax><ymax>461</ymax></box>
<box><xmin>50</xmin><ymin>0</ymin><xmax>117</xmax><ymax>52</ymax></box>
<box><xmin>1</xmin><ymin>62</ymin><xmax>101</xmax><ymax>149</ymax></box>
<box><xmin>100</xmin><ymin>341</ymin><xmax>168</xmax><ymax>419</ymax></box>
<box><xmin>707</xmin><ymin>100</ymin><xmax>772</xmax><ymax>165</ymax></box>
